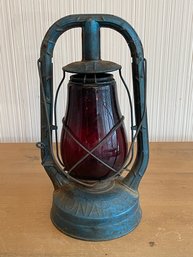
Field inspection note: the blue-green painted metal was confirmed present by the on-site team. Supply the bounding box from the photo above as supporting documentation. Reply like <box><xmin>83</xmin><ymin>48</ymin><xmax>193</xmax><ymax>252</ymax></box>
<box><xmin>38</xmin><ymin>14</ymin><xmax>149</xmax><ymax>241</ymax></box>
<box><xmin>51</xmin><ymin>180</ymin><xmax>141</xmax><ymax>241</ymax></box>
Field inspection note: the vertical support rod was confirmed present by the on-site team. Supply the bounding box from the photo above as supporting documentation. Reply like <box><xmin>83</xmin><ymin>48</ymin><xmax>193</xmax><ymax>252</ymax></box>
<box><xmin>123</xmin><ymin>59</ymin><xmax>149</xmax><ymax>190</ymax></box>
<box><xmin>82</xmin><ymin>19</ymin><xmax>100</xmax><ymax>61</ymax></box>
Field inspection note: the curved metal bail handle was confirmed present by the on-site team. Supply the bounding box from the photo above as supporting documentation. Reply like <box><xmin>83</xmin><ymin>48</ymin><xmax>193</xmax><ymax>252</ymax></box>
<box><xmin>39</xmin><ymin>14</ymin><xmax>149</xmax><ymax>189</ymax></box>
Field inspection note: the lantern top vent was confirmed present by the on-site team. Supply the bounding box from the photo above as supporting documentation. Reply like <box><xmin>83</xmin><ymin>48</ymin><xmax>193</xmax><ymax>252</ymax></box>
<box><xmin>63</xmin><ymin>60</ymin><xmax>121</xmax><ymax>74</ymax></box>
<box><xmin>63</xmin><ymin>18</ymin><xmax>121</xmax><ymax>74</ymax></box>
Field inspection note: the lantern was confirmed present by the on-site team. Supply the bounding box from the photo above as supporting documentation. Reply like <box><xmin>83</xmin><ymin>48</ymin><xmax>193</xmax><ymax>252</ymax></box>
<box><xmin>37</xmin><ymin>14</ymin><xmax>149</xmax><ymax>241</ymax></box>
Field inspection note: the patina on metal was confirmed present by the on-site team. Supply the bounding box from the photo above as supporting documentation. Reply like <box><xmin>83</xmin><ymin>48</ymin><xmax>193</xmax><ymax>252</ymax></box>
<box><xmin>37</xmin><ymin>14</ymin><xmax>149</xmax><ymax>241</ymax></box>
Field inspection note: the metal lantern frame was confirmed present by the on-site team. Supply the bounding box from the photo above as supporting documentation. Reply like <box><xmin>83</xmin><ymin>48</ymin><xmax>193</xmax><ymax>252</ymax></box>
<box><xmin>37</xmin><ymin>14</ymin><xmax>149</xmax><ymax>241</ymax></box>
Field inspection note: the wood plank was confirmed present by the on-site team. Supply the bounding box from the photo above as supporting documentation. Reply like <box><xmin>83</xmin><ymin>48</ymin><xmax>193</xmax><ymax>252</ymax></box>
<box><xmin>0</xmin><ymin>143</ymin><xmax>193</xmax><ymax>257</ymax></box>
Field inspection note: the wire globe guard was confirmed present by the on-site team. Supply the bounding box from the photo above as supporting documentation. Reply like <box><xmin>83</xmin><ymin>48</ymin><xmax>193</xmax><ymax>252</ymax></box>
<box><xmin>38</xmin><ymin>14</ymin><xmax>149</xmax><ymax>241</ymax></box>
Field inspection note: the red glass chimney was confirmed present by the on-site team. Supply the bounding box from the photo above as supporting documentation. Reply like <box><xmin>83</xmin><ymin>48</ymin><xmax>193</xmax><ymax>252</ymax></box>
<box><xmin>60</xmin><ymin>73</ymin><xmax>128</xmax><ymax>180</ymax></box>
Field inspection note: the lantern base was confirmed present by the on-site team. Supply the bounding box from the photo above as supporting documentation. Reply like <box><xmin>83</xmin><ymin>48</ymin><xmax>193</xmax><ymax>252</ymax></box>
<box><xmin>50</xmin><ymin>180</ymin><xmax>141</xmax><ymax>241</ymax></box>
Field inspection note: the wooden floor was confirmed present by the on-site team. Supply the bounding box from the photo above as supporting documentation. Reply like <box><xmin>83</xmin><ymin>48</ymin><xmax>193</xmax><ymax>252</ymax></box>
<box><xmin>0</xmin><ymin>143</ymin><xmax>193</xmax><ymax>257</ymax></box>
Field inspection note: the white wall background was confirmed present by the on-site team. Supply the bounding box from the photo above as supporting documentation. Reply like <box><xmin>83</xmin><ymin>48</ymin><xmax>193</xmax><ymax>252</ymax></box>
<box><xmin>0</xmin><ymin>0</ymin><xmax>192</xmax><ymax>142</ymax></box>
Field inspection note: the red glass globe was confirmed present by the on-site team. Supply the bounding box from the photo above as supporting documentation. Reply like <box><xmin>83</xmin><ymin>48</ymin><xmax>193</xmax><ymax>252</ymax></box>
<box><xmin>60</xmin><ymin>73</ymin><xmax>128</xmax><ymax>180</ymax></box>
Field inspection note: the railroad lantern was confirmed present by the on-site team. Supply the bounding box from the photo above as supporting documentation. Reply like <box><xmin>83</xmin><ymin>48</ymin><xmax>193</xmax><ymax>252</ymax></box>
<box><xmin>37</xmin><ymin>14</ymin><xmax>149</xmax><ymax>241</ymax></box>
